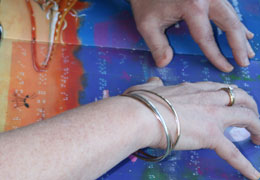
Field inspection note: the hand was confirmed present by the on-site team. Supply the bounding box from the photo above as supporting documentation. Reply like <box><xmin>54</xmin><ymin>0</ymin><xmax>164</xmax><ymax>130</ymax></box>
<box><xmin>125</xmin><ymin>77</ymin><xmax>260</xmax><ymax>179</ymax></box>
<box><xmin>130</xmin><ymin>0</ymin><xmax>255</xmax><ymax>72</ymax></box>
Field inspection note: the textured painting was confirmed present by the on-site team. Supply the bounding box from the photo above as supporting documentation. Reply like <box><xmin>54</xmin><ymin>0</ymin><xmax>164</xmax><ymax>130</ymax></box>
<box><xmin>0</xmin><ymin>0</ymin><xmax>259</xmax><ymax>179</ymax></box>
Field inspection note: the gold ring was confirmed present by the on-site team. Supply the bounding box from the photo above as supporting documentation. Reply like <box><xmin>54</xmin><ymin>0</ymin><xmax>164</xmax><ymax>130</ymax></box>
<box><xmin>220</xmin><ymin>86</ymin><xmax>235</xmax><ymax>106</ymax></box>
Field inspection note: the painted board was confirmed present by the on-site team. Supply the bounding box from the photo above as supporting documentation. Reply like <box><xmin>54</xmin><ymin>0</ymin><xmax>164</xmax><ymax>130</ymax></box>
<box><xmin>0</xmin><ymin>0</ymin><xmax>259</xmax><ymax>179</ymax></box>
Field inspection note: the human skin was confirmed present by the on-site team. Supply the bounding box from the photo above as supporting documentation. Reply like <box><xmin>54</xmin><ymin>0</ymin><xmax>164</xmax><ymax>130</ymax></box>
<box><xmin>130</xmin><ymin>0</ymin><xmax>255</xmax><ymax>72</ymax></box>
<box><xmin>0</xmin><ymin>78</ymin><xmax>260</xmax><ymax>180</ymax></box>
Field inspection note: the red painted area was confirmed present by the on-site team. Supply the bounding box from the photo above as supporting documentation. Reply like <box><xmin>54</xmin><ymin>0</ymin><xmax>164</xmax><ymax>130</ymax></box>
<box><xmin>62</xmin><ymin>9</ymin><xmax>81</xmax><ymax>44</ymax></box>
<box><xmin>73</xmin><ymin>1</ymin><xmax>90</xmax><ymax>10</ymax></box>
<box><xmin>121</xmin><ymin>71</ymin><xmax>131</xmax><ymax>81</ymax></box>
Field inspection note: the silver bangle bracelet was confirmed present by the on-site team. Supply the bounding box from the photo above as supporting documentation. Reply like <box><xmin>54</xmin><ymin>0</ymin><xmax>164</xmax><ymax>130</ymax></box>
<box><xmin>128</xmin><ymin>89</ymin><xmax>181</xmax><ymax>150</ymax></box>
<box><xmin>121</xmin><ymin>93</ymin><xmax>172</xmax><ymax>162</ymax></box>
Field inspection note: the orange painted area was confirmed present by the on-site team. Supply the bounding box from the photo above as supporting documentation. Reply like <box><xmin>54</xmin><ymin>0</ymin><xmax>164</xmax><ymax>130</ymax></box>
<box><xmin>4</xmin><ymin>8</ymin><xmax>84</xmax><ymax>131</ymax></box>
<box><xmin>5</xmin><ymin>42</ymin><xmax>83</xmax><ymax>131</ymax></box>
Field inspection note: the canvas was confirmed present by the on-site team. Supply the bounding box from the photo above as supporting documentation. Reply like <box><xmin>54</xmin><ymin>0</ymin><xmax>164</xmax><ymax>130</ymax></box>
<box><xmin>0</xmin><ymin>0</ymin><xmax>259</xmax><ymax>179</ymax></box>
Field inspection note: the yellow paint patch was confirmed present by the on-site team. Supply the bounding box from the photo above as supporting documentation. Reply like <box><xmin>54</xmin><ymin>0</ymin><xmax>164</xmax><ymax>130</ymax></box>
<box><xmin>0</xmin><ymin>0</ymin><xmax>50</xmax><ymax>43</ymax></box>
<box><xmin>0</xmin><ymin>39</ymin><xmax>12</xmax><ymax>132</ymax></box>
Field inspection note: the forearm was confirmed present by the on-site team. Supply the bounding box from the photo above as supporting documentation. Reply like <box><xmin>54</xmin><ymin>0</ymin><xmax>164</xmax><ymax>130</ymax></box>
<box><xmin>0</xmin><ymin>96</ymin><xmax>160</xmax><ymax>180</ymax></box>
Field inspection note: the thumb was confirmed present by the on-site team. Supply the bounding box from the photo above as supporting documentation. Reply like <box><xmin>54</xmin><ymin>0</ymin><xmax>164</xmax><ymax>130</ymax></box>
<box><xmin>137</xmin><ymin>22</ymin><xmax>173</xmax><ymax>67</ymax></box>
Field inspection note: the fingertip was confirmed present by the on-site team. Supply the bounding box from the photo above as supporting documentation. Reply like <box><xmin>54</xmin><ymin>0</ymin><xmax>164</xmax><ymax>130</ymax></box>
<box><xmin>246</xmin><ymin>40</ymin><xmax>256</xmax><ymax>59</ymax></box>
<box><xmin>249</xmin><ymin>51</ymin><xmax>256</xmax><ymax>59</ymax></box>
<box><xmin>248</xmin><ymin>47</ymin><xmax>256</xmax><ymax>59</ymax></box>
<box><xmin>208</xmin><ymin>54</ymin><xmax>234</xmax><ymax>72</ymax></box>
<box><xmin>221</xmin><ymin>64</ymin><xmax>234</xmax><ymax>73</ymax></box>
<box><xmin>240</xmin><ymin>58</ymin><xmax>250</xmax><ymax>67</ymax></box>
<box><xmin>243</xmin><ymin>25</ymin><xmax>254</xmax><ymax>39</ymax></box>
<box><xmin>247</xmin><ymin>31</ymin><xmax>254</xmax><ymax>40</ymax></box>
<box><xmin>153</xmin><ymin>46</ymin><xmax>173</xmax><ymax>68</ymax></box>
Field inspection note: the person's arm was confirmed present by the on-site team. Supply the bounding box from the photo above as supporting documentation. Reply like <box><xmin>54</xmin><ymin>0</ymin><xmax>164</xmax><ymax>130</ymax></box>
<box><xmin>0</xmin><ymin>78</ymin><xmax>260</xmax><ymax>180</ymax></box>
<box><xmin>0</xmin><ymin>96</ymin><xmax>161</xmax><ymax>180</ymax></box>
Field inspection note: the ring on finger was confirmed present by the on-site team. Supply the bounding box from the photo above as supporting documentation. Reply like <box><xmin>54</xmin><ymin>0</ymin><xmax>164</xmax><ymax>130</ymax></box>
<box><xmin>220</xmin><ymin>86</ymin><xmax>235</xmax><ymax>106</ymax></box>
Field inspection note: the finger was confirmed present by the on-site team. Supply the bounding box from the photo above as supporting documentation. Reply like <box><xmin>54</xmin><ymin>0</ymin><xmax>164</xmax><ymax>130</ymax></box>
<box><xmin>242</xmin><ymin>24</ymin><xmax>254</xmax><ymax>40</ymax></box>
<box><xmin>226</xmin><ymin>30</ymin><xmax>249</xmax><ymax>66</ymax></box>
<box><xmin>184</xmin><ymin>13</ymin><xmax>234</xmax><ymax>72</ymax></box>
<box><xmin>193</xmin><ymin>81</ymin><xmax>238</xmax><ymax>91</ymax></box>
<box><xmin>137</xmin><ymin>21</ymin><xmax>173</xmax><ymax>67</ymax></box>
<box><xmin>216</xmin><ymin>106</ymin><xmax>260</xmax><ymax>142</ymax></box>
<box><xmin>224</xmin><ymin>2</ymin><xmax>255</xmax><ymax>58</ymax></box>
<box><xmin>171</xmin><ymin>82</ymin><xmax>237</xmax><ymax>95</ymax></box>
<box><xmin>177</xmin><ymin>88</ymin><xmax>259</xmax><ymax>115</ymax></box>
<box><xmin>173</xmin><ymin>89</ymin><xmax>258</xmax><ymax>114</ymax></box>
<box><xmin>223</xmin><ymin>1</ymin><xmax>255</xmax><ymax>40</ymax></box>
<box><xmin>209</xmin><ymin>2</ymin><xmax>249</xmax><ymax>67</ymax></box>
<box><xmin>246</xmin><ymin>40</ymin><xmax>255</xmax><ymax>59</ymax></box>
<box><xmin>147</xmin><ymin>77</ymin><xmax>164</xmax><ymax>86</ymax></box>
<box><xmin>214</xmin><ymin>136</ymin><xmax>260</xmax><ymax>180</ymax></box>
<box><xmin>221</xmin><ymin>88</ymin><xmax>259</xmax><ymax>115</ymax></box>
<box><xmin>160</xmin><ymin>82</ymin><xmax>237</xmax><ymax>98</ymax></box>
<box><xmin>219</xmin><ymin>1</ymin><xmax>255</xmax><ymax>58</ymax></box>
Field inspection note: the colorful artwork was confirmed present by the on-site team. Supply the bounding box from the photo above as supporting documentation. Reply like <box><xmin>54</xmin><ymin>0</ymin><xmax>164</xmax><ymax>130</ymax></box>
<box><xmin>25</xmin><ymin>0</ymin><xmax>89</xmax><ymax>71</ymax></box>
<box><xmin>0</xmin><ymin>0</ymin><xmax>259</xmax><ymax>179</ymax></box>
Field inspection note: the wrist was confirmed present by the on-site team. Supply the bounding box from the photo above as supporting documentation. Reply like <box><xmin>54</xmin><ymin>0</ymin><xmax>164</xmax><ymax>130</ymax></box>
<box><xmin>118</xmin><ymin>94</ymin><xmax>176</xmax><ymax>150</ymax></box>
<box><xmin>141</xmin><ymin>94</ymin><xmax>177</xmax><ymax>149</ymax></box>
<box><xmin>116</xmin><ymin>95</ymin><xmax>161</xmax><ymax>149</ymax></box>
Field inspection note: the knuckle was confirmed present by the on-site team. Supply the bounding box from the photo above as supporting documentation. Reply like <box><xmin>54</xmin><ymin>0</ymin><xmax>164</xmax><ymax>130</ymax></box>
<box><xmin>236</xmin><ymin>88</ymin><xmax>247</xmax><ymax>96</ymax></box>
<box><xmin>124</xmin><ymin>85</ymin><xmax>141</xmax><ymax>93</ymax></box>
<box><xmin>226</xmin><ymin>17</ymin><xmax>241</xmax><ymax>30</ymax></box>
<box><xmin>243</xmin><ymin>108</ymin><xmax>256</xmax><ymax>119</ymax></box>
<box><xmin>206</xmin><ymin>81</ymin><xmax>215</xmax><ymax>84</ymax></box>
<box><xmin>243</xmin><ymin>162</ymin><xmax>254</xmax><ymax>174</ymax></box>
<box><xmin>198</xmin><ymin>91</ymin><xmax>212</xmax><ymax>104</ymax></box>
<box><xmin>136</xmin><ymin>22</ymin><xmax>147</xmax><ymax>34</ymax></box>
<box><xmin>228</xmin><ymin>146</ymin><xmax>241</xmax><ymax>159</ymax></box>
<box><xmin>188</xmin><ymin>0</ymin><xmax>206</xmax><ymax>14</ymax></box>
<box><xmin>196</xmin><ymin>32</ymin><xmax>215</xmax><ymax>45</ymax></box>
<box><xmin>150</xmin><ymin>45</ymin><xmax>162</xmax><ymax>55</ymax></box>
<box><xmin>236</xmin><ymin>89</ymin><xmax>258</xmax><ymax>109</ymax></box>
<box><xmin>180</xmin><ymin>82</ymin><xmax>191</xmax><ymax>86</ymax></box>
<box><xmin>136</xmin><ymin>19</ymin><xmax>153</xmax><ymax>34</ymax></box>
<box><xmin>149</xmin><ymin>79</ymin><xmax>163</xmax><ymax>86</ymax></box>
<box><xmin>236</xmin><ymin>107</ymin><xmax>257</xmax><ymax>125</ymax></box>
<box><xmin>204</xmin><ymin>105</ymin><xmax>219</xmax><ymax>116</ymax></box>
<box><xmin>180</xmin><ymin>82</ymin><xmax>193</xmax><ymax>88</ymax></box>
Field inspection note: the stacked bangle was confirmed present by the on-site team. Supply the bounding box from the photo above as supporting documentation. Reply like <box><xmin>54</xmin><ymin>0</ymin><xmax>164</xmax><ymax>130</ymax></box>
<box><xmin>129</xmin><ymin>89</ymin><xmax>181</xmax><ymax>150</ymax></box>
<box><xmin>121</xmin><ymin>93</ymin><xmax>172</xmax><ymax>162</ymax></box>
<box><xmin>121</xmin><ymin>90</ymin><xmax>181</xmax><ymax>162</ymax></box>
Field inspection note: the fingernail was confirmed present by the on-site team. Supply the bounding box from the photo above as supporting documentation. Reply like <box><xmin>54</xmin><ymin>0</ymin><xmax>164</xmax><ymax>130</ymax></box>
<box><xmin>249</xmin><ymin>50</ymin><xmax>256</xmax><ymax>58</ymax></box>
<box><xmin>250</xmin><ymin>32</ymin><xmax>255</xmax><ymax>39</ymax></box>
<box><xmin>226</xmin><ymin>64</ymin><xmax>234</xmax><ymax>72</ymax></box>
<box><xmin>244</xmin><ymin>58</ymin><xmax>250</xmax><ymax>66</ymax></box>
<box><xmin>155</xmin><ymin>48</ymin><xmax>172</xmax><ymax>68</ymax></box>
